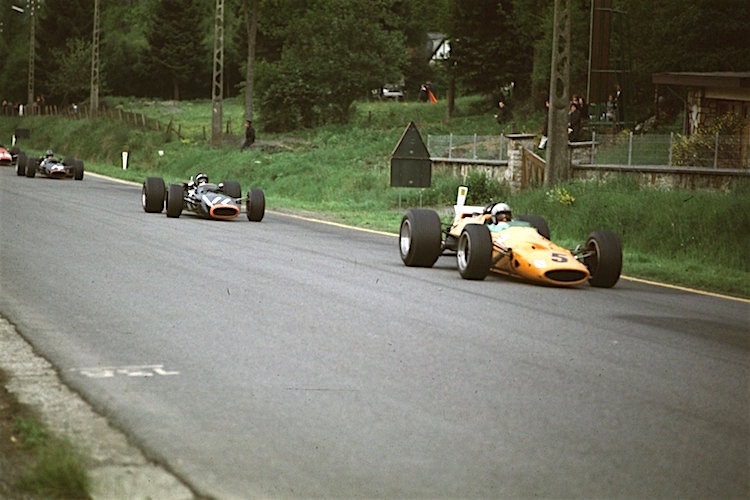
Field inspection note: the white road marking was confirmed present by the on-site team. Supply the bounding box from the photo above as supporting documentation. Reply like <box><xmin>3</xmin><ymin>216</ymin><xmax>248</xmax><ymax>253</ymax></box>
<box><xmin>71</xmin><ymin>364</ymin><xmax>180</xmax><ymax>378</ymax></box>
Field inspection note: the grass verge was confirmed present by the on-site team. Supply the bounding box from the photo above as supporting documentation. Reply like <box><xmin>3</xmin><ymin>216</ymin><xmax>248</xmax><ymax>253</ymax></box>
<box><xmin>0</xmin><ymin>370</ymin><xmax>90</xmax><ymax>499</ymax></box>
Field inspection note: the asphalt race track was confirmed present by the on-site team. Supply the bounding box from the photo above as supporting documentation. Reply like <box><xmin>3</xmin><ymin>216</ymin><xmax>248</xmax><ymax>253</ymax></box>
<box><xmin>1</xmin><ymin>168</ymin><xmax>748</xmax><ymax>498</ymax></box>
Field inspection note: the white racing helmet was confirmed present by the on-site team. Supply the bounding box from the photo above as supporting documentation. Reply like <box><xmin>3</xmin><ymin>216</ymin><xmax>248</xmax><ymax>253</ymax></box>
<box><xmin>491</xmin><ymin>202</ymin><xmax>512</xmax><ymax>223</ymax></box>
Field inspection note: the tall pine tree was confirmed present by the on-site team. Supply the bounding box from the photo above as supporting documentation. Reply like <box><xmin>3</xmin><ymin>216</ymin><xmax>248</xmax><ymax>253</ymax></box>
<box><xmin>147</xmin><ymin>0</ymin><xmax>210</xmax><ymax>100</ymax></box>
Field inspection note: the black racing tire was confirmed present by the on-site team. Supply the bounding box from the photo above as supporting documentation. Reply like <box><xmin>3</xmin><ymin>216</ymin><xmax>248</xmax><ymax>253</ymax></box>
<box><xmin>166</xmin><ymin>183</ymin><xmax>184</xmax><ymax>218</ymax></box>
<box><xmin>222</xmin><ymin>180</ymin><xmax>242</xmax><ymax>199</ymax></box>
<box><xmin>74</xmin><ymin>159</ymin><xmax>84</xmax><ymax>180</ymax></box>
<box><xmin>585</xmin><ymin>230</ymin><xmax>623</xmax><ymax>288</ymax></box>
<box><xmin>399</xmin><ymin>209</ymin><xmax>442</xmax><ymax>267</ymax></box>
<box><xmin>25</xmin><ymin>159</ymin><xmax>36</xmax><ymax>178</ymax></box>
<box><xmin>246</xmin><ymin>188</ymin><xmax>265</xmax><ymax>222</ymax></box>
<box><xmin>15</xmin><ymin>153</ymin><xmax>26</xmax><ymax>176</ymax></box>
<box><xmin>142</xmin><ymin>177</ymin><xmax>165</xmax><ymax>213</ymax></box>
<box><xmin>457</xmin><ymin>224</ymin><xmax>493</xmax><ymax>280</ymax></box>
<box><xmin>516</xmin><ymin>214</ymin><xmax>551</xmax><ymax>240</ymax></box>
<box><xmin>63</xmin><ymin>157</ymin><xmax>74</xmax><ymax>166</ymax></box>
<box><xmin>9</xmin><ymin>147</ymin><xmax>20</xmax><ymax>156</ymax></box>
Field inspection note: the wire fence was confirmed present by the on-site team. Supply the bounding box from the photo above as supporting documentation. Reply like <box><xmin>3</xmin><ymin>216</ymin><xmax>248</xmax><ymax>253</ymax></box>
<box><xmin>427</xmin><ymin>134</ymin><xmax>508</xmax><ymax>161</ymax></box>
<box><xmin>427</xmin><ymin>132</ymin><xmax>749</xmax><ymax>169</ymax></box>
<box><xmin>588</xmin><ymin>131</ymin><xmax>747</xmax><ymax>169</ymax></box>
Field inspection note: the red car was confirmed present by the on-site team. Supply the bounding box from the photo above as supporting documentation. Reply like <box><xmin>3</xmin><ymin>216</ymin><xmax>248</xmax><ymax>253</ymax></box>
<box><xmin>0</xmin><ymin>145</ymin><xmax>17</xmax><ymax>166</ymax></box>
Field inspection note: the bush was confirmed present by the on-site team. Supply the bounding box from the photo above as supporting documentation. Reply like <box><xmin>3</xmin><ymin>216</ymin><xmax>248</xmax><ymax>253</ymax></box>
<box><xmin>672</xmin><ymin>112</ymin><xmax>744</xmax><ymax>168</ymax></box>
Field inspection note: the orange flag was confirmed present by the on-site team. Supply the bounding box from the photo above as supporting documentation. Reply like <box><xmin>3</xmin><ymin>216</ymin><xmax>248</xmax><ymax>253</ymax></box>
<box><xmin>428</xmin><ymin>90</ymin><xmax>437</xmax><ymax>103</ymax></box>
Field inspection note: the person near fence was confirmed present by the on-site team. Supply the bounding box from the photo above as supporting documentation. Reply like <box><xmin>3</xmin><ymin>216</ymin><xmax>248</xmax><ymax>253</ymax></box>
<box><xmin>539</xmin><ymin>98</ymin><xmax>550</xmax><ymax>150</ymax></box>
<box><xmin>568</xmin><ymin>101</ymin><xmax>582</xmax><ymax>142</ymax></box>
<box><xmin>241</xmin><ymin>119</ymin><xmax>255</xmax><ymax>151</ymax></box>
<box><xmin>494</xmin><ymin>99</ymin><xmax>509</xmax><ymax>125</ymax></box>
<box><xmin>427</xmin><ymin>81</ymin><xmax>438</xmax><ymax>103</ymax></box>
<box><xmin>606</xmin><ymin>94</ymin><xmax>616</xmax><ymax>122</ymax></box>
<box><xmin>577</xmin><ymin>95</ymin><xmax>589</xmax><ymax>137</ymax></box>
<box><xmin>615</xmin><ymin>83</ymin><xmax>624</xmax><ymax>130</ymax></box>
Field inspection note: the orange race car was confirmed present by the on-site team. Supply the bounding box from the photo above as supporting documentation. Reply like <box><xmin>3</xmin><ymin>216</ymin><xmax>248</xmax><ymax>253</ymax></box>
<box><xmin>398</xmin><ymin>187</ymin><xmax>622</xmax><ymax>288</ymax></box>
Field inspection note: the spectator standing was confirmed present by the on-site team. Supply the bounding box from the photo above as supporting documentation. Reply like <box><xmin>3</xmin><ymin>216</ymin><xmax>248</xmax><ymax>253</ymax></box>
<box><xmin>568</xmin><ymin>101</ymin><xmax>581</xmax><ymax>142</ymax></box>
<box><xmin>615</xmin><ymin>83</ymin><xmax>624</xmax><ymax>129</ymax></box>
<box><xmin>605</xmin><ymin>94</ymin><xmax>616</xmax><ymax>122</ymax></box>
<box><xmin>425</xmin><ymin>81</ymin><xmax>437</xmax><ymax>103</ymax></box>
<box><xmin>539</xmin><ymin>98</ymin><xmax>550</xmax><ymax>150</ymax></box>
<box><xmin>494</xmin><ymin>100</ymin><xmax>509</xmax><ymax>125</ymax></box>
<box><xmin>241</xmin><ymin>119</ymin><xmax>255</xmax><ymax>151</ymax></box>
<box><xmin>577</xmin><ymin>95</ymin><xmax>589</xmax><ymax>136</ymax></box>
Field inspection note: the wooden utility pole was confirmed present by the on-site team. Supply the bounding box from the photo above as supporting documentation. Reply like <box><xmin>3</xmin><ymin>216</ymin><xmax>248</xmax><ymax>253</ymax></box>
<box><xmin>90</xmin><ymin>0</ymin><xmax>100</xmax><ymax>115</ymax></box>
<box><xmin>27</xmin><ymin>0</ymin><xmax>35</xmax><ymax>110</ymax></box>
<box><xmin>211</xmin><ymin>0</ymin><xmax>224</xmax><ymax>147</ymax></box>
<box><xmin>545</xmin><ymin>0</ymin><xmax>572</xmax><ymax>184</ymax></box>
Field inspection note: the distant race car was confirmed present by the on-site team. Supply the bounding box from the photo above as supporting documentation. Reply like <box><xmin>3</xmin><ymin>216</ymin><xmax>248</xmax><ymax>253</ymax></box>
<box><xmin>141</xmin><ymin>173</ymin><xmax>265</xmax><ymax>221</ymax></box>
<box><xmin>0</xmin><ymin>145</ymin><xmax>17</xmax><ymax>166</ymax></box>
<box><xmin>17</xmin><ymin>150</ymin><xmax>84</xmax><ymax>180</ymax></box>
<box><xmin>398</xmin><ymin>186</ymin><xmax>623</xmax><ymax>288</ymax></box>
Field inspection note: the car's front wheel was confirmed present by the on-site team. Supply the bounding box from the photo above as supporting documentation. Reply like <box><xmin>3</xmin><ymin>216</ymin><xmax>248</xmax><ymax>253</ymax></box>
<box><xmin>457</xmin><ymin>224</ymin><xmax>492</xmax><ymax>280</ymax></box>
<box><xmin>585</xmin><ymin>230</ymin><xmax>622</xmax><ymax>288</ymax></box>
<box><xmin>142</xmin><ymin>177</ymin><xmax>165</xmax><ymax>213</ymax></box>
<box><xmin>246</xmin><ymin>188</ymin><xmax>265</xmax><ymax>221</ymax></box>
<box><xmin>74</xmin><ymin>160</ymin><xmax>84</xmax><ymax>181</ymax></box>
<box><xmin>399</xmin><ymin>209</ymin><xmax>442</xmax><ymax>267</ymax></box>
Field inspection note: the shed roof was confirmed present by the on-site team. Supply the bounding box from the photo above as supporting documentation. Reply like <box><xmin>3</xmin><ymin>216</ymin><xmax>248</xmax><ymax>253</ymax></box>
<box><xmin>652</xmin><ymin>71</ymin><xmax>750</xmax><ymax>89</ymax></box>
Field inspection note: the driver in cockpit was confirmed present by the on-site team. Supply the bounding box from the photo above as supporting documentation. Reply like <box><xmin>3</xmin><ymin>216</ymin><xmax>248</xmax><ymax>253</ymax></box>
<box><xmin>487</xmin><ymin>202</ymin><xmax>512</xmax><ymax>230</ymax></box>
<box><xmin>187</xmin><ymin>172</ymin><xmax>209</xmax><ymax>194</ymax></box>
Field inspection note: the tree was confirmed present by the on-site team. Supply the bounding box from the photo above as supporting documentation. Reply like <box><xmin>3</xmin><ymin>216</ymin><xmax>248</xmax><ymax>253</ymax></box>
<box><xmin>626</xmin><ymin>0</ymin><xmax>750</xmax><ymax>94</ymax></box>
<box><xmin>147</xmin><ymin>0</ymin><xmax>211</xmax><ymax>100</ymax></box>
<box><xmin>528</xmin><ymin>0</ymin><xmax>589</xmax><ymax>105</ymax></box>
<box><xmin>384</xmin><ymin>0</ymin><xmax>450</xmax><ymax>98</ymax></box>
<box><xmin>99</xmin><ymin>0</ymin><xmax>153</xmax><ymax>98</ymax></box>
<box><xmin>0</xmin><ymin>0</ymin><xmax>31</xmax><ymax>105</ymax></box>
<box><xmin>256</xmin><ymin>0</ymin><xmax>407</xmax><ymax>131</ymax></box>
<box><xmin>46</xmin><ymin>38</ymin><xmax>94</xmax><ymax>105</ymax></box>
<box><xmin>35</xmin><ymin>0</ymin><xmax>94</xmax><ymax>103</ymax></box>
<box><xmin>241</xmin><ymin>0</ymin><xmax>258</xmax><ymax>121</ymax></box>
<box><xmin>446</xmin><ymin>0</ymin><xmax>524</xmax><ymax>98</ymax></box>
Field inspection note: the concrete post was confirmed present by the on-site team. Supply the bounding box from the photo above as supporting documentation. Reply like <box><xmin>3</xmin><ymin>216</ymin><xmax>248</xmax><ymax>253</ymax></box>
<box><xmin>546</xmin><ymin>0</ymin><xmax>572</xmax><ymax>185</ymax></box>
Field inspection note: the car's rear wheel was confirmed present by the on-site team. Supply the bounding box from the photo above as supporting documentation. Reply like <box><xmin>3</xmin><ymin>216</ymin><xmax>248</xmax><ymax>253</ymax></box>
<box><xmin>74</xmin><ymin>159</ymin><xmax>84</xmax><ymax>180</ymax></box>
<box><xmin>516</xmin><ymin>214</ymin><xmax>550</xmax><ymax>240</ymax></box>
<box><xmin>457</xmin><ymin>224</ymin><xmax>492</xmax><ymax>280</ymax></box>
<box><xmin>142</xmin><ymin>177</ymin><xmax>165</xmax><ymax>213</ymax></box>
<box><xmin>585</xmin><ymin>230</ymin><xmax>622</xmax><ymax>288</ymax></box>
<box><xmin>166</xmin><ymin>183</ymin><xmax>184</xmax><ymax>218</ymax></box>
<box><xmin>15</xmin><ymin>153</ymin><xmax>26</xmax><ymax>176</ymax></box>
<box><xmin>222</xmin><ymin>180</ymin><xmax>242</xmax><ymax>199</ymax></box>
<box><xmin>399</xmin><ymin>209</ymin><xmax>442</xmax><ymax>267</ymax></box>
<box><xmin>246</xmin><ymin>188</ymin><xmax>265</xmax><ymax>221</ymax></box>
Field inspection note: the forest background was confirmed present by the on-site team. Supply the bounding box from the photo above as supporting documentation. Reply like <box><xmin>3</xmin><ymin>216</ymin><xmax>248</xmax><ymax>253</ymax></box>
<box><xmin>1</xmin><ymin>0</ymin><xmax>749</xmax><ymax>132</ymax></box>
